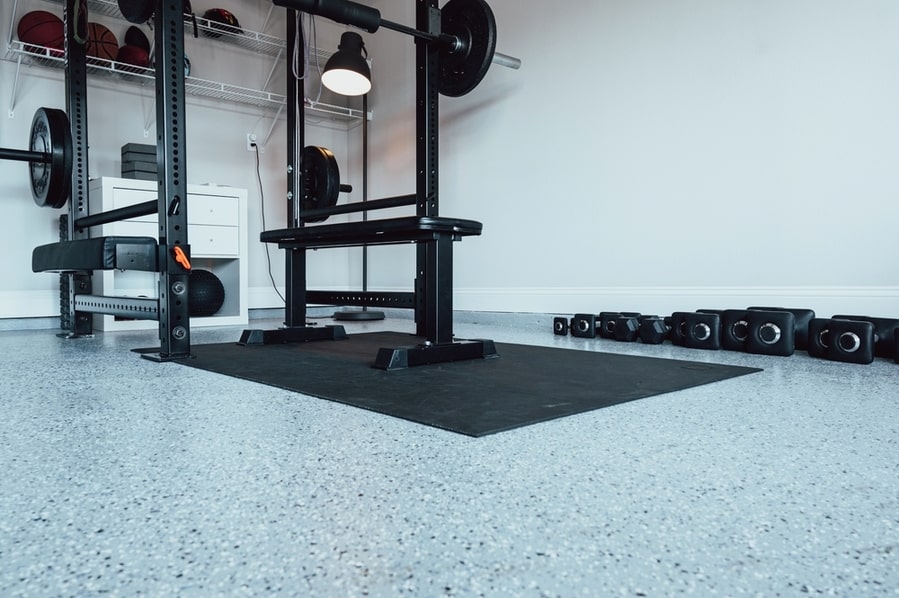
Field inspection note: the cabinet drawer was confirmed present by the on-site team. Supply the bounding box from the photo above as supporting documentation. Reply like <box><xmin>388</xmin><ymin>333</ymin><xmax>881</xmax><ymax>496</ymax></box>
<box><xmin>112</xmin><ymin>188</ymin><xmax>157</xmax><ymax>223</ymax></box>
<box><xmin>189</xmin><ymin>194</ymin><xmax>239</xmax><ymax>226</ymax></box>
<box><xmin>110</xmin><ymin>221</ymin><xmax>157</xmax><ymax>238</ymax></box>
<box><xmin>190</xmin><ymin>225</ymin><xmax>239</xmax><ymax>257</ymax></box>
<box><xmin>108</xmin><ymin>222</ymin><xmax>238</xmax><ymax>257</ymax></box>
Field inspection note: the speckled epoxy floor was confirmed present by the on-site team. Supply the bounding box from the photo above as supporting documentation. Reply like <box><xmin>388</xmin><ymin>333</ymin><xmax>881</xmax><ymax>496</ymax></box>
<box><xmin>0</xmin><ymin>311</ymin><xmax>896</xmax><ymax>596</ymax></box>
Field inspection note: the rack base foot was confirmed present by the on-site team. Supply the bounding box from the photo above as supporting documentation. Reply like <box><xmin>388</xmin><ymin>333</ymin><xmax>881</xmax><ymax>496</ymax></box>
<box><xmin>238</xmin><ymin>325</ymin><xmax>349</xmax><ymax>346</ymax></box>
<box><xmin>374</xmin><ymin>339</ymin><xmax>499</xmax><ymax>371</ymax></box>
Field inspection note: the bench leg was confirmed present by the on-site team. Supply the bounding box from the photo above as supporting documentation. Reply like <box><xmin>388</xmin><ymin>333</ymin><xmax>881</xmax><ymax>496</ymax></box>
<box><xmin>416</xmin><ymin>234</ymin><xmax>454</xmax><ymax>344</ymax></box>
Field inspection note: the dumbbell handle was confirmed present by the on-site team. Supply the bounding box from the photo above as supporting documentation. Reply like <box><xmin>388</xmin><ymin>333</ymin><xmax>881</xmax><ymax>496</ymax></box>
<box><xmin>0</xmin><ymin>147</ymin><xmax>51</xmax><ymax>164</ymax></box>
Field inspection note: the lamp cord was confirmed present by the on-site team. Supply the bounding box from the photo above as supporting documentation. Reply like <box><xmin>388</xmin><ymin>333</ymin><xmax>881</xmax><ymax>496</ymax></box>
<box><xmin>293</xmin><ymin>13</ymin><xmax>323</xmax><ymax>105</ymax></box>
<box><xmin>254</xmin><ymin>145</ymin><xmax>285</xmax><ymax>305</ymax></box>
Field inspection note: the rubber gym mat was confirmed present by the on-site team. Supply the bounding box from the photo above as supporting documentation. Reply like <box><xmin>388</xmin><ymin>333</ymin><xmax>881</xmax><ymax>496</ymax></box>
<box><xmin>175</xmin><ymin>331</ymin><xmax>762</xmax><ymax>437</ymax></box>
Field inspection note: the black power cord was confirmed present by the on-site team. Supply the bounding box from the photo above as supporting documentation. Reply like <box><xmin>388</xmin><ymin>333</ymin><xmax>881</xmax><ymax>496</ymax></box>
<box><xmin>252</xmin><ymin>143</ymin><xmax>286</xmax><ymax>305</ymax></box>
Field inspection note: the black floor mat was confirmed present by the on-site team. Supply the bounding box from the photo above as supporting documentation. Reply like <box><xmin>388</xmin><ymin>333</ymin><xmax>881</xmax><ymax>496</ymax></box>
<box><xmin>174</xmin><ymin>331</ymin><xmax>761</xmax><ymax>437</ymax></box>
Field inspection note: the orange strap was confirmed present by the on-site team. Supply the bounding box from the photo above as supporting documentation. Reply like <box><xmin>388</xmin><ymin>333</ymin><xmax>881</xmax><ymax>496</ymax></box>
<box><xmin>172</xmin><ymin>246</ymin><xmax>191</xmax><ymax>271</ymax></box>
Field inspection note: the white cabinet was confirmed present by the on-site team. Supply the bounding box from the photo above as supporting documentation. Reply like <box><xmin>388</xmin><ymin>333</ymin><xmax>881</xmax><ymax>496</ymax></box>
<box><xmin>88</xmin><ymin>177</ymin><xmax>248</xmax><ymax>331</ymax></box>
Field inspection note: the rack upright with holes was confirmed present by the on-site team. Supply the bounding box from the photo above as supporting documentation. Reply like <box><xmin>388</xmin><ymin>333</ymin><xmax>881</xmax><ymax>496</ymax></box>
<box><xmin>48</xmin><ymin>0</ymin><xmax>192</xmax><ymax>360</ymax></box>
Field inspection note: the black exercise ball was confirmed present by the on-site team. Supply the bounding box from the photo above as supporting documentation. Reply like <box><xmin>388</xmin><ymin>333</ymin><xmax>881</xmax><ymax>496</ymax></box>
<box><xmin>189</xmin><ymin>269</ymin><xmax>225</xmax><ymax>317</ymax></box>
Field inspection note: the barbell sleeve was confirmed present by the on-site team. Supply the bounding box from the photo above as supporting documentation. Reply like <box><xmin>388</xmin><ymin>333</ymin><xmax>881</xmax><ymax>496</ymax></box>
<box><xmin>0</xmin><ymin>147</ymin><xmax>50</xmax><ymax>163</ymax></box>
<box><xmin>492</xmin><ymin>51</ymin><xmax>521</xmax><ymax>70</ymax></box>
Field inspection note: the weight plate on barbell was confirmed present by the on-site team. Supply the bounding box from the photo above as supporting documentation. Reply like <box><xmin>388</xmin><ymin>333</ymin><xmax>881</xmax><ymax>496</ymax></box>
<box><xmin>438</xmin><ymin>0</ymin><xmax>497</xmax><ymax>97</ymax></box>
<box><xmin>29</xmin><ymin>107</ymin><xmax>72</xmax><ymax>209</ymax></box>
<box><xmin>302</xmin><ymin>145</ymin><xmax>340</xmax><ymax>223</ymax></box>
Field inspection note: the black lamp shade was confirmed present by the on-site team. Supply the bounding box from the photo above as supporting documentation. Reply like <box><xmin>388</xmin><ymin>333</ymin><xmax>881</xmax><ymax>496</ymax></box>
<box><xmin>322</xmin><ymin>32</ymin><xmax>372</xmax><ymax>96</ymax></box>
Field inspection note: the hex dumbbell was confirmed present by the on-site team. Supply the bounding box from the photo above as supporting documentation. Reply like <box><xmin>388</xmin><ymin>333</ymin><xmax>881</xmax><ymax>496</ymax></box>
<box><xmin>569</xmin><ymin>313</ymin><xmax>598</xmax><ymax>339</ymax></box>
<box><xmin>831</xmin><ymin>315</ymin><xmax>899</xmax><ymax>359</ymax></box>
<box><xmin>681</xmin><ymin>311</ymin><xmax>722</xmax><ymax>350</ymax></box>
<box><xmin>748</xmin><ymin>307</ymin><xmax>815</xmax><ymax>351</ymax></box>
<box><xmin>553</xmin><ymin>316</ymin><xmax>569</xmax><ymax>336</ymax></box>
<box><xmin>808</xmin><ymin>318</ymin><xmax>878</xmax><ymax>364</ymax></box>
<box><xmin>638</xmin><ymin>316</ymin><xmax>669</xmax><ymax>345</ymax></box>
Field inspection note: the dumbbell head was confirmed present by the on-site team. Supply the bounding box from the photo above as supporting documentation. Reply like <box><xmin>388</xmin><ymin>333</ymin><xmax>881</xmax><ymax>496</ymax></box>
<box><xmin>638</xmin><ymin>316</ymin><xmax>669</xmax><ymax>344</ymax></box>
<box><xmin>668</xmin><ymin>312</ymin><xmax>688</xmax><ymax>346</ymax></box>
<box><xmin>827</xmin><ymin>319</ymin><xmax>875</xmax><ymax>365</ymax></box>
<box><xmin>748</xmin><ymin>307</ymin><xmax>815</xmax><ymax>351</ymax></box>
<box><xmin>553</xmin><ymin>317</ymin><xmax>568</xmax><ymax>336</ymax></box>
<box><xmin>807</xmin><ymin>318</ymin><xmax>831</xmax><ymax>359</ymax></box>
<box><xmin>613</xmin><ymin>316</ymin><xmax>641</xmax><ymax>342</ymax></box>
<box><xmin>832</xmin><ymin>315</ymin><xmax>899</xmax><ymax>359</ymax></box>
<box><xmin>682</xmin><ymin>312</ymin><xmax>722</xmax><ymax>350</ymax></box>
<box><xmin>745</xmin><ymin>310</ymin><xmax>795</xmax><ymax>357</ymax></box>
<box><xmin>719</xmin><ymin>309</ymin><xmax>750</xmax><ymax>352</ymax></box>
<box><xmin>598</xmin><ymin>312</ymin><xmax>621</xmax><ymax>339</ymax></box>
<box><xmin>570</xmin><ymin>313</ymin><xmax>597</xmax><ymax>339</ymax></box>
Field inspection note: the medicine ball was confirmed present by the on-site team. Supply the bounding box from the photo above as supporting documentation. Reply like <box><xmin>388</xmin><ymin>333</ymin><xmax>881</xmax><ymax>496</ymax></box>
<box><xmin>189</xmin><ymin>269</ymin><xmax>225</xmax><ymax>317</ymax></box>
<box><xmin>17</xmin><ymin>10</ymin><xmax>64</xmax><ymax>55</ymax></box>
<box><xmin>123</xmin><ymin>25</ymin><xmax>150</xmax><ymax>53</ymax></box>
<box><xmin>117</xmin><ymin>44</ymin><xmax>150</xmax><ymax>69</ymax></box>
<box><xmin>202</xmin><ymin>8</ymin><xmax>242</xmax><ymax>37</ymax></box>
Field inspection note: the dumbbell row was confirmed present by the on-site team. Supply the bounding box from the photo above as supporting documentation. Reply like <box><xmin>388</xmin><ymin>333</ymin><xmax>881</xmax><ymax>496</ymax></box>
<box><xmin>553</xmin><ymin>308</ymin><xmax>899</xmax><ymax>365</ymax></box>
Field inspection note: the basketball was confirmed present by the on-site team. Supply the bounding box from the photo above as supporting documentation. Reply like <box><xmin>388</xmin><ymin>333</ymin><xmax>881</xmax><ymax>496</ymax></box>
<box><xmin>116</xmin><ymin>45</ymin><xmax>150</xmax><ymax>70</ymax></box>
<box><xmin>17</xmin><ymin>10</ymin><xmax>64</xmax><ymax>54</ymax></box>
<box><xmin>85</xmin><ymin>22</ymin><xmax>118</xmax><ymax>62</ymax></box>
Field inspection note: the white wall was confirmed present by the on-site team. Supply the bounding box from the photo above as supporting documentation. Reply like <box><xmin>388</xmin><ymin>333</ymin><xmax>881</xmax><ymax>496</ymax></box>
<box><xmin>2</xmin><ymin>0</ymin><xmax>899</xmax><ymax>321</ymax></box>
<box><xmin>365</xmin><ymin>0</ymin><xmax>899</xmax><ymax>317</ymax></box>
<box><xmin>0</xmin><ymin>0</ymin><xmax>357</xmax><ymax>317</ymax></box>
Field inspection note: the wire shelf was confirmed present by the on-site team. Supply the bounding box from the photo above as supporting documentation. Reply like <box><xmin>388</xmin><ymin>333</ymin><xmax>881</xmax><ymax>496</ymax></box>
<box><xmin>3</xmin><ymin>41</ymin><xmax>362</xmax><ymax>119</ymax></box>
<box><xmin>37</xmin><ymin>0</ymin><xmax>288</xmax><ymax>56</ymax></box>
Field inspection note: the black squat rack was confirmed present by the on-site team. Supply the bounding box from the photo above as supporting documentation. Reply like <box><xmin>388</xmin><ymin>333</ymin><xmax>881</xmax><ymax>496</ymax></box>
<box><xmin>243</xmin><ymin>0</ymin><xmax>498</xmax><ymax>369</ymax></box>
<box><xmin>31</xmin><ymin>0</ymin><xmax>193</xmax><ymax>361</ymax></box>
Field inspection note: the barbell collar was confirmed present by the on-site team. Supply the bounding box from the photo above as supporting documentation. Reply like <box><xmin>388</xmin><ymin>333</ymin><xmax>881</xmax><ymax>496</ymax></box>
<box><xmin>0</xmin><ymin>147</ymin><xmax>51</xmax><ymax>164</ymax></box>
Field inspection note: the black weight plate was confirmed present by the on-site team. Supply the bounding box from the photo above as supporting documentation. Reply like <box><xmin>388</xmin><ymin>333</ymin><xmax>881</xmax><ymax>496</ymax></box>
<box><xmin>118</xmin><ymin>0</ymin><xmax>155</xmax><ymax>24</ymax></box>
<box><xmin>438</xmin><ymin>0</ymin><xmax>497</xmax><ymax>97</ymax></box>
<box><xmin>302</xmin><ymin>146</ymin><xmax>340</xmax><ymax>223</ymax></box>
<box><xmin>29</xmin><ymin>107</ymin><xmax>72</xmax><ymax>209</ymax></box>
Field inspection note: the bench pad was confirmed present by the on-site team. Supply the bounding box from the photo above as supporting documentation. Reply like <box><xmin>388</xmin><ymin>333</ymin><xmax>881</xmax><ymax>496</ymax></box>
<box><xmin>32</xmin><ymin>236</ymin><xmax>158</xmax><ymax>273</ymax></box>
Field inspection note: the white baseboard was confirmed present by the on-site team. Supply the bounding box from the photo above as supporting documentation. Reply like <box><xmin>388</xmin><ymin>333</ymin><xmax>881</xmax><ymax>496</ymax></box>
<box><xmin>0</xmin><ymin>291</ymin><xmax>59</xmax><ymax>318</ymax></box>
<box><xmin>453</xmin><ymin>287</ymin><xmax>899</xmax><ymax>318</ymax></box>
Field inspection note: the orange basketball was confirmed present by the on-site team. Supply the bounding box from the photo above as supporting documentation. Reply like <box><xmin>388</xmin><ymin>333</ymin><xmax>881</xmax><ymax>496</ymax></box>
<box><xmin>17</xmin><ymin>10</ymin><xmax>64</xmax><ymax>54</ymax></box>
<box><xmin>85</xmin><ymin>22</ymin><xmax>118</xmax><ymax>61</ymax></box>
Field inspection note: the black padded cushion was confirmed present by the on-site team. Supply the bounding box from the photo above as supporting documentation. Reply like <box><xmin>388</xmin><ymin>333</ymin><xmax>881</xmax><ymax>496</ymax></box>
<box><xmin>261</xmin><ymin>216</ymin><xmax>483</xmax><ymax>249</ymax></box>
<box><xmin>32</xmin><ymin>236</ymin><xmax>158</xmax><ymax>273</ymax></box>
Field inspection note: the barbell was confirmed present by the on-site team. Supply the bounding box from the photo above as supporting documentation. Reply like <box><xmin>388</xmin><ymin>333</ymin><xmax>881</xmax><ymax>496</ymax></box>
<box><xmin>272</xmin><ymin>0</ymin><xmax>521</xmax><ymax>97</ymax></box>
<box><xmin>0</xmin><ymin>107</ymin><xmax>72</xmax><ymax>209</ymax></box>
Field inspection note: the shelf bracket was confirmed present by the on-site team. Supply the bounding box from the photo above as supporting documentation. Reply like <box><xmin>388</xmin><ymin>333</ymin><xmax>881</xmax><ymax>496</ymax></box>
<box><xmin>8</xmin><ymin>54</ymin><xmax>22</xmax><ymax>118</ymax></box>
<box><xmin>261</xmin><ymin>104</ymin><xmax>284</xmax><ymax>150</ymax></box>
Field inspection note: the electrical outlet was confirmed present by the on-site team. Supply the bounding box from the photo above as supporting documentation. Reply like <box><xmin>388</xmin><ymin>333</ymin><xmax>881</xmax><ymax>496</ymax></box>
<box><xmin>246</xmin><ymin>133</ymin><xmax>258</xmax><ymax>151</ymax></box>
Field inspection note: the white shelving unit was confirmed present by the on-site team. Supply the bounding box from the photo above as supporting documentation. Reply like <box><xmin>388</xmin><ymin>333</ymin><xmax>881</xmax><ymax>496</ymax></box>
<box><xmin>88</xmin><ymin>177</ymin><xmax>249</xmax><ymax>331</ymax></box>
<box><xmin>3</xmin><ymin>0</ymin><xmax>367</xmax><ymax>121</ymax></box>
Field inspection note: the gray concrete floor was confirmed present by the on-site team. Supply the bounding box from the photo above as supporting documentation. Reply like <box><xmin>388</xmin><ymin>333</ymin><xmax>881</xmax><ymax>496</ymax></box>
<box><xmin>0</xmin><ymin>311</ymin><xmax>896</xmax><ymax>596</ymax></box>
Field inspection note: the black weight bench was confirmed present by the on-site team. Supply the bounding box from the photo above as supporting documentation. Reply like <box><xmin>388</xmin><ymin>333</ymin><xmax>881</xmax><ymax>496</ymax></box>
<box><xmin>32</xmin><ymin>236</ymin><xmax>158</xmax><ymax>273</ymax></box>
<box><xmin>254</xmin><ymin>216</ymin><xmax>497</xmax><ymax>370</ymax></box>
